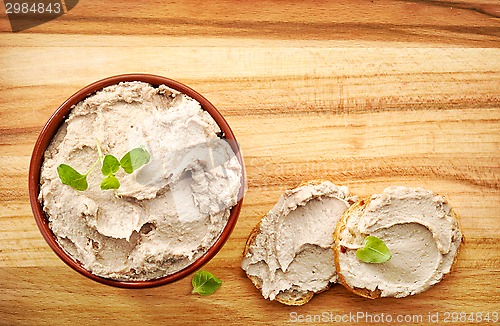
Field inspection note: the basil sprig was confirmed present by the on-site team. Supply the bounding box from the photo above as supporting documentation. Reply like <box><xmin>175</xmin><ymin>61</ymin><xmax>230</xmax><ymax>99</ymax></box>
<box><xmin>56</xmin><ymin>141</ymin><xmax>150</xmax><ymax>191</ymax></box>
<box><xmin>356</xmin><ymin>236</ymin><xmax>392</xmax><ymax>264</ymax></box>
<box><xmin>191</xmin><ymin>270</ymin><xmax>223</xmax><ymax>296</ymax></box>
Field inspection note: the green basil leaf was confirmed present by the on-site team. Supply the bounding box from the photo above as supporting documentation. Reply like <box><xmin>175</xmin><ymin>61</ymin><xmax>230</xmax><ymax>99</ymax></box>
<box><xmin>57</xmin><ymin>164</ymin><xmax>88</xmax><ymax>191</ymax></box>
<box><xmin>191</xmin><ymin>270</ymin><xmax>222</xmax><ymax>296</ymax></box>
<box><xmin>101</xmin><ymin>154</ymin><xmax>120</xmax><ymax>176</ymax></box>
<box><xmin>100</xmin><ymin>174</ymin><xmax>120</xmax><ymax>190</ymax></box>
<box><xmin>120</xmin><ymin>147</ymin><xmax>150</xmax><ymax>174</ymax></box>
<box><xmin>356</xmin><ymin>235</ymin><xmax>392</xmax><ymax>263</ymax></box>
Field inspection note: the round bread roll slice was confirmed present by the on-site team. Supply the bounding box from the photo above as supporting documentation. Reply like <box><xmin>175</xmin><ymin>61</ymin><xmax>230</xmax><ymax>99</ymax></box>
<box><xmin>242</xmin><ymin>181</ymin><xmax>357</xmax><ymax>305</ymax></box>
<box><xmin>334</xmin><ymin>186</ymin><xmax>463</xmax><ymax>299</ymax></box>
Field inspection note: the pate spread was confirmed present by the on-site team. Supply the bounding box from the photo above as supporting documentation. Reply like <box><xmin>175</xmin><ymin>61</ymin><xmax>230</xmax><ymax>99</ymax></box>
<box><xmin>39</xmin><ymin>81</ymin><xmax>242</xmax><ymax>280</ymax></box>
<box><xmin>337</xmin><ymin>186</ymin><xmax>462</xmax><ymax>298</ymax></box>
<box><xmin>241</xmin><ymin>181</ymin><xmax>355</xmax><ymax>300</ymax></box>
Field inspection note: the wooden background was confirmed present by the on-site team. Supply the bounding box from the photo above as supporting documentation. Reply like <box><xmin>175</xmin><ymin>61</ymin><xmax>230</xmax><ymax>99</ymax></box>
<box><xmin>1</xmin><ymin>1</ymin><xmax>499</xmax><ymax>325</ymax></box>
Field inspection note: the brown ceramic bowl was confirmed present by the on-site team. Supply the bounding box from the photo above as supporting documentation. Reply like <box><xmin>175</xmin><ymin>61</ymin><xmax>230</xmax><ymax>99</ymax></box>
<box><xmin>28</xmin><ymin>74</ymin><xmax>245</xmax><ymax>288</ymax></box>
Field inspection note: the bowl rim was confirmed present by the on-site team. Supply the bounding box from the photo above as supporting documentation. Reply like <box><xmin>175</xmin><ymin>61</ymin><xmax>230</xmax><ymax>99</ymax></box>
<box><xmin>28</xmin><ymin>73</ymin><xmax>245</xmax><ymax>288</ymax></box>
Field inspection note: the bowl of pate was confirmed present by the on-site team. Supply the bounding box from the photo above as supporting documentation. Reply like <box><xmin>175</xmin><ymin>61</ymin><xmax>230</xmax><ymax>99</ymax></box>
<box><xmin>29</xmin><ymin>74</ymin><xmax>245</xmax><ymax>288</ymax></box>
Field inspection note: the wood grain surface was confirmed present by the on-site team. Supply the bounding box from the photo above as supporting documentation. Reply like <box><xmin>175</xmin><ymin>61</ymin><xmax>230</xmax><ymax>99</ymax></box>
<box><xmin>1</xmin><ymin>1</ymin><xmax>499</xmax><ymax>325</ymax></box>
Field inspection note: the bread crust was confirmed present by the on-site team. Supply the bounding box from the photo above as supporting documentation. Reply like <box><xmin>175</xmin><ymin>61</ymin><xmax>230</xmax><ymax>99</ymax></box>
<box><xmin>333</xmin><ymin>194</ymin><xmax>463</xmax><ymax>299</ymax></box>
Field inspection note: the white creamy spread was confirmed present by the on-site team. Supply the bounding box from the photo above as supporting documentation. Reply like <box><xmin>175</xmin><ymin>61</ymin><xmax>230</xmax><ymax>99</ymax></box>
<box><xmin>337</xmin><ymin>186</ymin><xmax>462</xmax><ymax>298</ymax></box>
<box><xmin>39</xmin><ymin>81</ymin><xmax>242</xmax><ymax>280</ymax></box>
<box><xmin>241</xmin><ymin>181</ymin><xmax>355</xmax><ymax>301</ymax></box>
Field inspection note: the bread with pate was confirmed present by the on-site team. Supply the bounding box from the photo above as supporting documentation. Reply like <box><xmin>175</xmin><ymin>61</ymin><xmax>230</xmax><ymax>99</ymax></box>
<box><xmin>334</xmin><ymin>186</ymin><xmax>463</xmax><ymax>299</ymax></box>
<box><xmin>241</xmin><ymin>181</ymin><xmax>356</xmax><ymax>305</ymax></box>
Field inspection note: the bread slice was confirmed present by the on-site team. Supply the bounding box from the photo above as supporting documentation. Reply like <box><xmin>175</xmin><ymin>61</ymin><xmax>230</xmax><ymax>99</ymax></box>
<box><xmin>334</xmin><ymin>186</ymin><xmax>463</xmax><ymax>299</ymax></box>
<box><xmin>241</xmin><ymin>180</ymin><xmax>356</xmax><ymax>305</ymax></box>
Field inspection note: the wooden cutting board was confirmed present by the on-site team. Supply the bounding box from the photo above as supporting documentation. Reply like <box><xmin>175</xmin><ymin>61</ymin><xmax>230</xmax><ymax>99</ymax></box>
<box><xmin>1</xmin><ymin>1</ymin><xmax>499</xmax><ymax>325</ymax></box>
